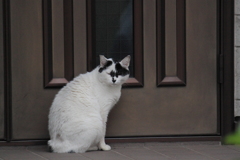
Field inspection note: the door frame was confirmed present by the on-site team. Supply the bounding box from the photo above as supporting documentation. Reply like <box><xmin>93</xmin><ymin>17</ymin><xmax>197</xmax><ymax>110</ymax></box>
<box><xmin>0</xmin><ymin>0</ymin><xmax>234</xmax><ymax>145</ymax></box>
<box><xmin>220</xmin><ymin>0</ymin><xmax>234</xmax><ymax>142</ymax></box>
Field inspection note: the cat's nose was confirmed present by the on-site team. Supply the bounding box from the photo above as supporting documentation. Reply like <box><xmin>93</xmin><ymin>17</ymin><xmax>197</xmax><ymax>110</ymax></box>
<box><xmin>112</xmin><ymin>79</ymin><xmax>116</xmax><ymax>83</ymax></box>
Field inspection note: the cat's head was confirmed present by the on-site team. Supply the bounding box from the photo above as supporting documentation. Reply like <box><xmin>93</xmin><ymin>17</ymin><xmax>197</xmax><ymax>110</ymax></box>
<box><xmin>97</xmin><ymin>55</ymin><xmax>130</xmax><ymax>86</ymax></box>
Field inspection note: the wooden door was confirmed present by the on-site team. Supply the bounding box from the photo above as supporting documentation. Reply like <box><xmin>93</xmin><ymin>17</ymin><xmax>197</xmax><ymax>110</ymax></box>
<box><xmin>0</xmin><ymin>0</ymin><xmax>234</xmax><ymax>142</ymax></box>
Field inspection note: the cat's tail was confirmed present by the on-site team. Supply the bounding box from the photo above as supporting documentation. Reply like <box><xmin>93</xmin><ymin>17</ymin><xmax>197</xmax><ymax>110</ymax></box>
<box><xmin>48</xmin><ymin>139</ymin><xmax>91</xmax><ymax>153</ymax></box>
<box><xmin>48</xmin><ymin>139</ymin><xmax>74</xmax><ymax>153</ymax></box>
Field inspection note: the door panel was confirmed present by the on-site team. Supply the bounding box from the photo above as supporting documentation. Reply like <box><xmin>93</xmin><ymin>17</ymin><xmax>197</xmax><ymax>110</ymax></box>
<box><xmin>105</xmin><ymin>0</ymin><xmax>218</xmax><ymax>136</ymax></box>
<box><xmin>10</xmin><ymin>0</ymin><xmax>87</xmax><ymax>139</ymax></box>
<box><xmin>10</xmin><ymin>0</ymin><xmax>54</xmax><ymax>139</ymax></box>
<box><xmin>157</xmin><ymin>0</ymin><xmax>186</xmax><ymax>86</ymax></box>
<box><xmin>43</xmin><ymin>0</ymin><xmax>74</xmax><ymax>87</ymax></box>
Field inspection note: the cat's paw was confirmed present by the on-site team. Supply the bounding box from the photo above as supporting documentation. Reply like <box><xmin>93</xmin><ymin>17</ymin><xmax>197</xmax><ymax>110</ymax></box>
<box><xmin>100</xmin><ymin>144</ymin><xmax>111</xmax><ymax>151</ymax></box>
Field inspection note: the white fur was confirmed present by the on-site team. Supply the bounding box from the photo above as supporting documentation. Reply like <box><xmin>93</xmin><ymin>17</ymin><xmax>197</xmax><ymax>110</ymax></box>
<box><xmin>48</xmin><ymin>56</ymin><xmax>130</xmax><ymax>153</ymax></box>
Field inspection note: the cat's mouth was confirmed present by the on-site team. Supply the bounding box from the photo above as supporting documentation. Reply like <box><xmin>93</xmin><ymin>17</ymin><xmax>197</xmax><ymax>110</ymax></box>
<box><xmin>111</xmin><ymin>83</ymin><xmax>118</xmax><ymax>86</ymax></box>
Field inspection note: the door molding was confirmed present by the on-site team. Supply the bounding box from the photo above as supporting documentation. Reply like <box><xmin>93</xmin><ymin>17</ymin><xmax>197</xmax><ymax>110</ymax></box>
<box><xmin>156</xmin><ymin>0</ymin><xmax>186</xmax><ymax>87</ymax></box>
<box><xmin>43</xmin><ymin>0</ymin><xmax>74</xmax><ymax>88</ymax></box>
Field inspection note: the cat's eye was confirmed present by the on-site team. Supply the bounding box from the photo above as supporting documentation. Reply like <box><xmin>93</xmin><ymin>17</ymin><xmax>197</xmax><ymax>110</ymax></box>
<box><xmin>118</xmin><ymin>71</ymin><xmax>122</xmax><ymax>75</ymax></box>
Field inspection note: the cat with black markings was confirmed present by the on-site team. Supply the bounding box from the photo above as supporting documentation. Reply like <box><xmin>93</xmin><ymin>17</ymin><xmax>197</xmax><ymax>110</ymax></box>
<box><xmin>48</xmin><ymin>55</ymin><xmax>130</xmax><ymax>153</ymax></box>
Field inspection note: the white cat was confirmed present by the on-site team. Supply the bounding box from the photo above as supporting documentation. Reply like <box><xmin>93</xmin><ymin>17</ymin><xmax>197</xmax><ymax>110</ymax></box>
<box><xmin>48</xmin><ymin>55</ymin><xmax>130</xmax><ymax>153</ymax></box>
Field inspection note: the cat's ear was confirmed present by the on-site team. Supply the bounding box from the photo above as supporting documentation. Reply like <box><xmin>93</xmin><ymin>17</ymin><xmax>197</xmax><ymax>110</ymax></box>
<box><xmin>99</xmin><ymin>55</ymin><xmax>108</xmax><ymax>67</ymax></box>
<box><xmin>120</xmin><ymin>55</ymin><xmax>131</xmax><ymax>68</ymax></box>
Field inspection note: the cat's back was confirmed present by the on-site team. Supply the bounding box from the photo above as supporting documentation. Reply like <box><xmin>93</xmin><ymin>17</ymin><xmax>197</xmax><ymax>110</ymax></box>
<box><xmin>59</xmin><ymin>71</ymin><xmax>94</xmax><ymax>95</ymax></box>
<box><xmin>50</xmin><ymin>71</ymin><xmax>98</xmax><ymax>110</ymax></box>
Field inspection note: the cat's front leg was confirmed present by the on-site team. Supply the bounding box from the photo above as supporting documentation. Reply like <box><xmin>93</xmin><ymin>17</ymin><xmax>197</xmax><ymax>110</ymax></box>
<box><xmin>98</xmin><ymin>137</ymin><xmax>111</xmax><ymax>151</ymax></box>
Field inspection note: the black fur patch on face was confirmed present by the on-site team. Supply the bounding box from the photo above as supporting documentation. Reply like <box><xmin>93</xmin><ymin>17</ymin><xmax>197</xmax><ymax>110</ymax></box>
<box><xmin>99</xmin><ymin>61</ymin><xmax>113</xmax><ymax>73</ymax></box>
<box><xmin>115</xmin><ymin>63</ymin><xmax>130</xmax><ymax>76</ymax></box>
<box><xmin>110</xmin><ymin>70</ymin><xmax>116</xmax><ymax>77</ymax></box>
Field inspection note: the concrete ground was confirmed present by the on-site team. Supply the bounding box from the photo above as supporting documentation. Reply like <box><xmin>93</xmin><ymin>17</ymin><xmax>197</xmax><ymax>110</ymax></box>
<box><xmin>0</xmin><ymin>142</ymin><xmax>240</xmax><ymax>160</ymax></box>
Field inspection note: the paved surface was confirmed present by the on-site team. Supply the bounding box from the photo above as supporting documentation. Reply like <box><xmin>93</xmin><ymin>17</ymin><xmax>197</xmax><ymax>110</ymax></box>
<box><xmin>0</xmin><ymin>142</ymin><xmax>240</xmax><ymax>160</ymax></box>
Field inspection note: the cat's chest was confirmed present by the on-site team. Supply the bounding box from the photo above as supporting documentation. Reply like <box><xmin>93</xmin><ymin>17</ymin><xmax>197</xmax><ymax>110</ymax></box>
<box><xmin>97</xmin><ymin>89</ymin><xmax>121</xmax><ymax>108</ymax></box>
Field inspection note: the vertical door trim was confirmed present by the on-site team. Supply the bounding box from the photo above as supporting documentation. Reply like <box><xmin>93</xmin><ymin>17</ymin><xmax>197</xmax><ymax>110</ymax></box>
<box><xmin>3</xmin><ymin>0</ymin><xmax>11</xmax><ymax>142</ymax></box>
